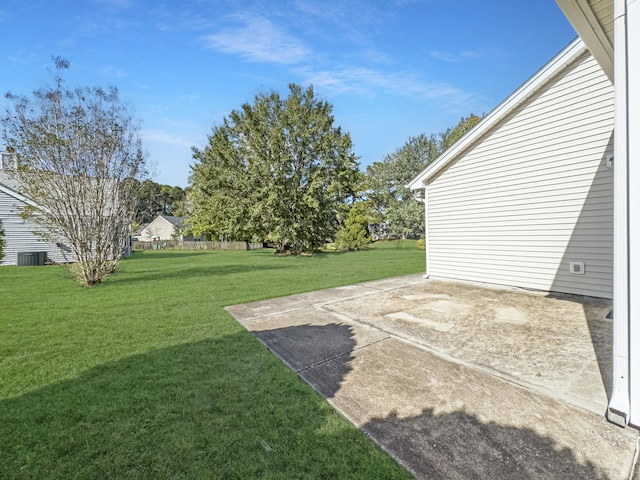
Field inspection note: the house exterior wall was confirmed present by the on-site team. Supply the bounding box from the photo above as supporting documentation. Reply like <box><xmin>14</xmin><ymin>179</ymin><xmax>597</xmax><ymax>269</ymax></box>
<box><xmin>426</xmin><ymin>52</ymin><xmax>614</xmax><ymax>298</ymax></box>
<box><xmin>0</xmin><ymin>188</ymin><xmax>76</xmax><ymax>266</ymax></box>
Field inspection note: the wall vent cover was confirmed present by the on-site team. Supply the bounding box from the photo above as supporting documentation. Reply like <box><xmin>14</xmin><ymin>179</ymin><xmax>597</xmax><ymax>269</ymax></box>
<box><xmin>570</xmin><ymin>261</ymin><xmax>585</xmax><ymax>275</ymax></box>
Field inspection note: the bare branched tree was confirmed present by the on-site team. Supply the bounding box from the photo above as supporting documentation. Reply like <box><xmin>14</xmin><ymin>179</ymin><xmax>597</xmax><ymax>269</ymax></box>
<box><xmin>2</xmin><ymin>57</ymin><xmax>147</xmax><ymax>285</ymax></box>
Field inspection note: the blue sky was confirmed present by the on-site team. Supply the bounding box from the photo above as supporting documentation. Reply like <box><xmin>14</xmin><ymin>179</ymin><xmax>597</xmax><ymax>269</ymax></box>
<box><xmin>1</xmin><ymin>0</ymin><xmax>577</xmax><ymax>187</ymax></box>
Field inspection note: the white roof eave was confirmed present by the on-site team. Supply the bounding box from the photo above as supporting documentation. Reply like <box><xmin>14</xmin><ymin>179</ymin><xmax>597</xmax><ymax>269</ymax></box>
<box><xmin>0</xmin><ymin>182</ymin><xmax>41</xmax><ymax>209</ymax></box>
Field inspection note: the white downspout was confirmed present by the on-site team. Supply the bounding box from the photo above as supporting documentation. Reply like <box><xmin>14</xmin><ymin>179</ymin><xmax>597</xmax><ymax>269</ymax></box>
<box><xmin>423</xmin><ymin>183</ymin><xmax>430</xmax><ymax>278</ymax></box>
<box><xmin>625</xmin><ymin>0</ymin><xmax>639</xmax><ymax>428</ymax></box>
<box><xmin>608</xmin><ymin>0</ymin><xmax>631</xmax><ymax>427</ymax></box>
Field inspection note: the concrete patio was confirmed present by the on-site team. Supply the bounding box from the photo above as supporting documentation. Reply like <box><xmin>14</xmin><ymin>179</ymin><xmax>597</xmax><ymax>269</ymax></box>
<box><xmin>226</xmin><ymin>274</ymin><xmax>639</xmax><ymax>479</ymax></box>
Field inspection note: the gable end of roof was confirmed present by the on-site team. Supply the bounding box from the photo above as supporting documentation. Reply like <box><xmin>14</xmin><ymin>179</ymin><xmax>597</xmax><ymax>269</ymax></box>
<box><xmin>408</xmin><ymin>37</ymin><xmax>588</xmax><ymax>190</ymax></box>
<box><xmin>161</xmin><ymin>215</ymin><xmax>186</xmax><ymax>226</ymax></box>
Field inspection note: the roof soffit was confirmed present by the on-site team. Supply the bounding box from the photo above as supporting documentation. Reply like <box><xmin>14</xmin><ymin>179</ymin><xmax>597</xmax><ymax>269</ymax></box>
<box><xmin>556</xmin><ymin>0</ymin><xmax>614</xmax><ymax>82</ymax></box>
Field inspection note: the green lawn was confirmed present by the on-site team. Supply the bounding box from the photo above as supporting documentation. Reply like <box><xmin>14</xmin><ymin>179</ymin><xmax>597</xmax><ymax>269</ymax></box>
<box><xmin>0</xmin><ymin>241</ymin><xmax>422</xmax><ymax>479</ymax></box>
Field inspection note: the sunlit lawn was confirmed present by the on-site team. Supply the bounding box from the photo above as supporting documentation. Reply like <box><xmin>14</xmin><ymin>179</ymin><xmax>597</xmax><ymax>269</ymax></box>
<box><xmin>0</xmin><ymin>241</ymin><xmax>422</xmax><ymax>479</ymax></box>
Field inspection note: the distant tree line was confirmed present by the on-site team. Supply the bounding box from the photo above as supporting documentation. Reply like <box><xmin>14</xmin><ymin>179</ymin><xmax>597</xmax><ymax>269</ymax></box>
<box><xmin>131</xmin><ymin>180</ymin><xmax>190</xmax><ymax>225</ymax></box>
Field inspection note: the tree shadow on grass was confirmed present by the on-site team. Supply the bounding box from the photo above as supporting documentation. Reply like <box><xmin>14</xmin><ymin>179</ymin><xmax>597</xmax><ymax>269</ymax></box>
<box><xmin>0</xmin><ymin>331</ymin><xmax>408</xmax><ymax>480</ymax></box>
<box><xmin>126</xmin><ymin>251</ymin><xmax>208</xmax><ymax>261</ymax></box>
<box><xmin>110</xmin><ymin>263</ymin><xmax>286</xmax><ymax>286</ymax></box>
<box><xmin>312</xmin><ymin>251</ymin><xmax>351</xmax><ymax>259</ymax></box>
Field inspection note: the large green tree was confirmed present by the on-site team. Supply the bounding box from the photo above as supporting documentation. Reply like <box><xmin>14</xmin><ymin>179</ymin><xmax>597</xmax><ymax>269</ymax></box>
<box><xmin>190</xmin><ymin>84</ymin><xmax>359</xmax><ymax>253</ymax></box>
<box><xmin>366</xmin><ymin>134</ymin><xmax>439</xmax><ymax>239</ymax></box>
<box><xmin>365</xmin><ymin>114</ymin><xmax>482</xmax><ymax>239</ymax></box>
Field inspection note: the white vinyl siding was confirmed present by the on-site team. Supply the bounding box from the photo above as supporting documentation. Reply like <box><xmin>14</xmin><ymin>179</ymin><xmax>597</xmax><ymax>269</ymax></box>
<box><xmin>0</xmin><ymin>189</ymin><xmax>75</xmax><ymax>266</ymax></box>
<box><xmin>427</xmin><ymin>52</ymin><xmax>614</xmax><ymax>298</ymax></box>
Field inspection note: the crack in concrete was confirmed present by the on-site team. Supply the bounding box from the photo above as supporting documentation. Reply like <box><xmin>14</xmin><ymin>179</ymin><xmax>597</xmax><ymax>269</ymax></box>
<box><xmin>295</xmin><ymin>335</ymin><xmax>392</xmax><ymax>374</ymax></box>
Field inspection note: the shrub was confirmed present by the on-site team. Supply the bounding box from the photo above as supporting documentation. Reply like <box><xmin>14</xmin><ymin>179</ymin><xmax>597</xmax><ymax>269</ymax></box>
<box><xmin>335</xmin><ymin>203</ymin><xmax>371</xmax><ymax>251</ymax></box>
<box><xmin>0</xmin><ymin>220</ymin><xmax>4</xmax><ymax>260</ymax></box>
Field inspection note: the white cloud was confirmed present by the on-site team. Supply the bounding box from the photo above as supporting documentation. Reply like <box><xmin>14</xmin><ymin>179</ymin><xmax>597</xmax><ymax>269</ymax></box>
<box><xmin>293</xmin><ymin>0</ymin><xmax>349</xmax><ymax>23</ymax></box>
<box><xmin>201</xmin><ymin>13</ymin><xmax>310</xmax><ymax>64</ymax></box>
<box><xmin>7</xmin><ymin>50</ymin><xmax>42</xmax><ymax>64</ymax></box>
<box><xmin>140</xmin><ymin>129</ymin><xmax>198</xmax><ymax>148</ymax></box>
<box><xmin>291</xmin><ymin>0</ymin><xmax>385</xmax><ymax>46</ymax></box>
<box><xmin>429</xmin><ymin>47</ymin><xmax>504</xmax><ymax>63</ymax></box>
<box><xmin>460</xmin><ymin>47</ymin><xmax>504</xmax><ymax>59</ymax></box>
<box><xmin>294</xmin><ymin>65</ymin><xmax>475</xmax><ymax>107</ymax></box>
<box><xmin>100</xmin><ymin>65</ymin><xmax>127</xmax><ymax>79</ymax></box>
<box><xmin>428</xmin><ymin>50</ymin><xmax>459</xmax><ymax>63</ymax></box>
<box><xmin>93</xmin><ymin>0</ymin><xmax>132</xmax><ymax>9</ymax></box>
<box><xmin>195</xmin><ymin>3</ymin><xmax>479</xmax><ymax>110</ymax></box>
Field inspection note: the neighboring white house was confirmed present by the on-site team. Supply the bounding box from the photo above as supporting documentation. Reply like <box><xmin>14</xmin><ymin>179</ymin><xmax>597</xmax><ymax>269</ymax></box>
<box><xmin>0</xmin><ymin>167</ymin><xmax>76</xmax><ymax>266</ymax></box>
<box><xmin>137</xmin><ymin>215</ymin><xmax>195</xmax><ymax>242</ymax></box>
<box><xmin>409</xmin><ymin>0</ymin><xmax>638</xmax><ymax>427</ymax></box>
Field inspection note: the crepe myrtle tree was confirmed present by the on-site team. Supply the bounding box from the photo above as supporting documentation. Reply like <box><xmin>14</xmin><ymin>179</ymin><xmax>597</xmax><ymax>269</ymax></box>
<box><xmin>190</xmin><ymin>84</ymin><xmax>360</xmax><ymax>254</ymax></box>
<box><xmin>2</xmin><ymin>57</ymin><xmax>147</xmax><ymax>285</ymax></box>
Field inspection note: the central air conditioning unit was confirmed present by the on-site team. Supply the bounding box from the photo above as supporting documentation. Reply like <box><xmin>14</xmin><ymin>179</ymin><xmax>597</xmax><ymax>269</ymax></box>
<box><xmin>17</xmin><ymin>251</ymin><xmax>47</xmax><ymax>266</ymax></box>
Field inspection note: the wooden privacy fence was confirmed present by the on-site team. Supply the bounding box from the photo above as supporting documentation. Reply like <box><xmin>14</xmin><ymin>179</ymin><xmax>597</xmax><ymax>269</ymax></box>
<box><xmin>132</xmin><ymin>241</ymin><xmax>263</xmax><ymax>251</ymax></box>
